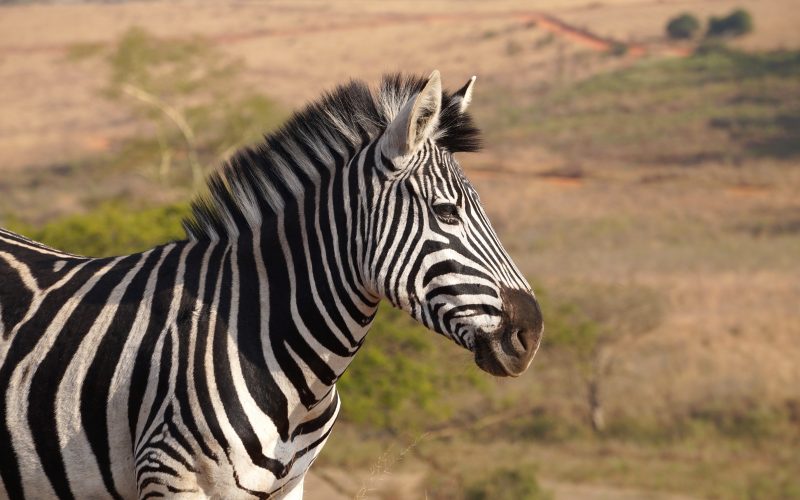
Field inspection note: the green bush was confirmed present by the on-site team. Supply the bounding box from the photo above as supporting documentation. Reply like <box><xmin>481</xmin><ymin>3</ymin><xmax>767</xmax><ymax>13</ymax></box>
<box><xmin>7</xmin><ymin>203</ymin><xmax>189</xmax><ymax>257</ymax></box>
<box><xmin>464</xmin><ymin>466</ymin><xmax>552</xmax><ymax>500</ymax></box>
<box><xmin>747</xmin><ymin>473</ymin><xmax>800</xmax><ymax>500</ymax></box>
<box><xmin>609</xmin><ymin>42</ymin><xmax>629</xmax><ymax>57</ymax></box>
<box><xmin>337</xmin><ymin>304</ymin><xmax>484</xmax><ymax>432</ymax></box>
<box><xmin>424</xmin><ymin>465</ymin><xmax>552</xmax><ymax>500</ymax></box>
<box><xmin>509</xmin><ymin>409</ymin><xmax>586</xmax><ymax>443</ymax></box>
<box><xmin>603</xmin><ymin>400</ymin><xmax>795</xmax><ymax>444</ymax></box>
<box><xmin>666</xmin><ymin>13</ymin><xmax>701</xmax><ymax>40</ymax></box>
<box><xmin>72</xmin><ymin>27</ymin><xmax>285</xmax><ymax>186</ymax></box>
<box><xmin>707</xmin><ymin>9</ymin><xmax>754</xmax><ymax>38</ymax></box>
<box><xmin>542</xmin><ymin>283</ymin><xmax>665</xmax><ymax>358</ymax></box>
<box><xmin>104</xmin><ymin>27</ymin><xmax>285</xmax><ymax>146</ymax></box>
<box><xmin>688</xmin><ymin>403</ymin><xmax>788</xmax><ymax>441</ymax></box>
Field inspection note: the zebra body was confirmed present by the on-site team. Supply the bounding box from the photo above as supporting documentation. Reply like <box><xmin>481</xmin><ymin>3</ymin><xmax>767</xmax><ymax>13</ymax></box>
<box><xmin>0</xmin><ymin>235</ymin><xmax>339</xmax><ymax>498</ymax></box>
<box><xmin>0</xmin><ymin>71</ymin><xmax>542</xmax><ymax>498</ymax></box>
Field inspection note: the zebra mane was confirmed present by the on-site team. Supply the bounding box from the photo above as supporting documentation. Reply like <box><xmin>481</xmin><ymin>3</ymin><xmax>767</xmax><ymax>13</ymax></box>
<box><xmin>183</xmin><ymin>73</ymin><xmax>481</xmax><ymax>241</ymax></box>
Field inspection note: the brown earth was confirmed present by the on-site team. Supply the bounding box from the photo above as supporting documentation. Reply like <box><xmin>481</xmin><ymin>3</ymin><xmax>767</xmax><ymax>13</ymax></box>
<box><xmin>5</xmin><ymin>0</ymin><xmax>784</xmax><ymax>175</ymax></box>
<box><xmin>1</xmin><ymin>1</ymin><xmax>798</xmax><ymax>499</ymax></box>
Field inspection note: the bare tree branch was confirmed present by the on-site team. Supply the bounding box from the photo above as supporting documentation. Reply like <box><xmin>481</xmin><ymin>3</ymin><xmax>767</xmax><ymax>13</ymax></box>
<box><xmin>120</xmin><ymin>83</ymin><xmax>204</xmax><ymax>188</ymax></box>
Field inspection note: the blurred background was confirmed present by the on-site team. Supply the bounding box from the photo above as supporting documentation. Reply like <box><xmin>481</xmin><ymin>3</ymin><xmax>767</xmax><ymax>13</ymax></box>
<box><xmin>1</xmin><ymin>0</ymin><xmax>798</xmax><ymax>498</ymax></box>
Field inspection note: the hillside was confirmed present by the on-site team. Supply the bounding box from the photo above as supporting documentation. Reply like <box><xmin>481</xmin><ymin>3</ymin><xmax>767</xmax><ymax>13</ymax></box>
<box><xmin>1</xmin><ymin>1</ymin><xmax>799</xmax><ymax>499</ymax></box>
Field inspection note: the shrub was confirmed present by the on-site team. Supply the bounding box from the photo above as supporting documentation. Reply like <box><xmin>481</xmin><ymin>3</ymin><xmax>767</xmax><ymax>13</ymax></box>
<box><xmin>425</xmin><ymin>465</ymin><xmax>552</xmax><ymax>500</ymax></box>
<box><xmin>609</xmin><ymin>42</ymin><xmax>629</xmax><ymax>56</ymax></box>
<box><xmin>506</xmin><ymin>39</ymin><xmax>523</xmax><ymax>56</ymax></box>
<box><xmin>694</xmin><ymin>38</ymin><xmax>730</xmax><ymax>55</ymax></box>
<box><xmin>540</xmin><ymin>283</ymin><xmax>665</xmax><ymax>432</ymax></box>
<box><xmin>688</xmin><ymin>402</ymin><xmax>788</xmax><ymax>441</ymax></box>
<box><xmin>78</xmin><ymin>27</ymin><xmax>285</xmax><ymax>187</ymax></box>
<box><xmin>336</xmin><ymin>304</ymin><xmax>485</xmax><ymax>432</ymax></box>
<box><xmin>707</xmin><ymin>9</ymin><xmax>754</xmax><ymax>38</ymax></box>
<box><xmin>533</xmin><ymin>33</ymin><xmax>555</xmax><ymax>49</ymax></box>
<box><xmin>603</xmin><ymin>400</ymin><xmax>797</xmax><ymax>444</ymax></box>
<box><xmin>747</xmin><ymin>473</ymin><xmax>800</xmax><ymax>500</ymax></box>
<box><xmin>464</xmin><ymin>466</ymin><xmax>552</xmax><ymax>500</ymax></box>
<box><xmin>509</xmin><ymin>409</ymin><xmax>586</xmax><ymax>443</ymax></box>
<box><xmin>666</xmin><ymin>13</ymin><xmax>701</xmax><ymax>40</ymax></box>
<box><xmin>8</xmin><ymin>202</ymin><xmax>189</xmax><ymax>257</ymax></box>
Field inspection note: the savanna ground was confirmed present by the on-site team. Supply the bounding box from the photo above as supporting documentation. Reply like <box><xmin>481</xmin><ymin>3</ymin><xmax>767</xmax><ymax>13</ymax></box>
<box><xmin>1</xmin><ymin>1</ymin><xmax>799</xmax><ymax>499</ymax></box>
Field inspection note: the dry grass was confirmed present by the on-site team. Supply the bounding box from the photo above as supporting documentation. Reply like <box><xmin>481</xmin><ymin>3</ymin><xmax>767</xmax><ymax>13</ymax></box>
<box><xmin>470</xmin><ymin>158</ymin><xmax>800</xmax><ymax>417</ymax></box>
<box><xmin>1</xmin><ymin>2</ymin><xmax>799</xmax><ymax>499</ymax></box>
<box><xmin>0</xmin><ymin>0</ymin><xmax>646</xmax><ymax>175</ymax></box>
<box><xmin>557</xmin><ymin>0</ymin><xmax>800</xmax><ymax>50</ymax></box>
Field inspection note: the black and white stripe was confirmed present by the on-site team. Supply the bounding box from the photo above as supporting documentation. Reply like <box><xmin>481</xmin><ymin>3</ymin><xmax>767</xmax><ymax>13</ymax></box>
<box><xmin>0</xmin><ymin>71</ymin><xmax>542</xmax><ymax>499</ymax></box>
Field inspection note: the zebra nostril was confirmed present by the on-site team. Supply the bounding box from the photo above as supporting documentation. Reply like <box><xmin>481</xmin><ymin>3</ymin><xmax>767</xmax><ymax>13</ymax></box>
<box><xmin>515</xmin><ymin>328</ymin><xmax>530</xmax><ymax>353</ymax></box>
<box><xmin>506</xmin><ymin>327</ymin><xmax>535</xmax><ymax>357</ymax></box>
<box><xmin>503</xmin><ymin>327</ymin><xmax>541</xmax><ymax>359</ymax></box>
<box><xmin>500</xmin><ymin>286</ymin><xmax>543</xmax><ymax>360</ymax></box>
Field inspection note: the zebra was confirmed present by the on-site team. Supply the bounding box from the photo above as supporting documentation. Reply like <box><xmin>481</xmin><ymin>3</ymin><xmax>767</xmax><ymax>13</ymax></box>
<box><xmin>0</xmin><ymin>70</ymin><xmax>543</xmax><ymax>499</ymax></box>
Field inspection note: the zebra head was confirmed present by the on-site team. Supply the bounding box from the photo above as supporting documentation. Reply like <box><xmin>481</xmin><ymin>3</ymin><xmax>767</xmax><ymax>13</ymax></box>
<box><xmin>365</xmin><ymin>71</ymin><xmax>543</xmax><ymax>377</ymax></box>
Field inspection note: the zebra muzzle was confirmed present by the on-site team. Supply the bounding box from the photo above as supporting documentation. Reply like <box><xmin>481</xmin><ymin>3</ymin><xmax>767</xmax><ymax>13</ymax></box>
<box><xmin>474</xmin><ymin>287</ymin><xmax>543</xmax><ymax>377</ymax></box>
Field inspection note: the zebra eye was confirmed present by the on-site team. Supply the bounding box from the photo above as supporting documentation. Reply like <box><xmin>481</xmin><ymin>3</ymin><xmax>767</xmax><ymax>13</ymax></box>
<box><xmin>432</xmin><ymin>203</ymin><xmax>460</xmax><ymax>225</ymax></box>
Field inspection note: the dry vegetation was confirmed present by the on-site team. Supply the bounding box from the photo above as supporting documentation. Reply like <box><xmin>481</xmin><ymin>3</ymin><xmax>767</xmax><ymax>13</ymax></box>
<box><xmin>1</xmin><ymin>1</ymin><xmax>799</xmax><ymax>499</ymax></box>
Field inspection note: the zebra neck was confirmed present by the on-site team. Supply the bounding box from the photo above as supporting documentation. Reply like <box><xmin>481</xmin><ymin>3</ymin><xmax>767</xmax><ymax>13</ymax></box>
<box><xmin>191</xmin><ymin>135</ymin><xmax>382</xmax><ymax>410</ymax></box>
<box><xmin>241</xmin><ymin>197</ymin><xmax>377</xmax><ymax>408</ymax></box>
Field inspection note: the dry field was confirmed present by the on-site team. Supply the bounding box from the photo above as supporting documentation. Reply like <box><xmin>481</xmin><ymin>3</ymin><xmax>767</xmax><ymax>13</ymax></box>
<box><xmin>1</xmin><ymin>1</ymin><xmax>799</xmax><ymax>499</ymax></box>
<box><xmin>557</xmin><ymin>0</ymin><xmax>800</xmax><ymax>49</ymax></box>
<box><xmin>8</xmin><ymin>0</ymin><xmax>791</xmax><ymax>175</ymax></box>
<box><xmin>0</xmin><ymin>1</ymin><xmax>605</xmax><ymax>171</ymax></box>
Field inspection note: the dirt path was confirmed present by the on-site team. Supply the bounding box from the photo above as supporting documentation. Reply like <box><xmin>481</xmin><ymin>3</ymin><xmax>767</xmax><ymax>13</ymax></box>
<box><xmin>0</xmin><ymin>9</ymin><xmax>673</xmax><ymax>58</ymax></box>
<box><xmin>214</xmin><ymin>10</ymin><xmax>636</xmax><ymax>55</ymax></box>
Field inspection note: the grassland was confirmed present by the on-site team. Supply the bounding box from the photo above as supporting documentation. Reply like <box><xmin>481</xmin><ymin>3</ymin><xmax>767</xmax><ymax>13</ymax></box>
<box><xmin>319</xmin><ymin>48</ymin><xmax>800</xmax><ymax>499</ymax></box>
<box><xmin>490</xmin><ymin>47</ymin><xmax>800</xmax><ymax>165</ymax></box>
<box><xmin>2</xmin><ymin>3</ymin><xmax>799</xmax><ymax>499</ymax></box>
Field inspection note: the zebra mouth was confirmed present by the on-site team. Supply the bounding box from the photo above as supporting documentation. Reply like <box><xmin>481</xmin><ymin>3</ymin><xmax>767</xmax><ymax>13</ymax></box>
<box><xmin>473</xmin><ymin>335</ymin><xmax>518</xmax><ymax>377</ymax></box>
<box><xmin>473</xmin><ymin>325</ymin><xmax>539</xmax><ymax>378</ymax></box>
<box><xmin>471</xmin><ymin>287</ymin><xmax>543</xmax><ymax>377</ymax></box>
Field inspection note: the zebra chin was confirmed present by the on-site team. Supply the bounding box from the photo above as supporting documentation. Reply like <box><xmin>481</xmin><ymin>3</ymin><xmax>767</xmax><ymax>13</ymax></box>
<box><xmin>472</xmin><ymin>287</ymin><xmax>544</xmax><ymax>377</ymax></box>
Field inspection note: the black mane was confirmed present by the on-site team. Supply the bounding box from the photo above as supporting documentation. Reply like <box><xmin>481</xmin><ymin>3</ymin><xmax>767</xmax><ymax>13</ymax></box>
<box><xmin>183</xmin><ymin>73</ymin><xmax>481</xmax><ymax>240</ymax></box>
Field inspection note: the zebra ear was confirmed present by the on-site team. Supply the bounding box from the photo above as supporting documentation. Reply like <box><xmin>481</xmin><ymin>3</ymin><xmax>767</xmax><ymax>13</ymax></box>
<box><xmin>382</xmin><ymin>70</ymin><xmax>442</xmax><ymax>159</ymax></box>
<box><xmin>452</xmin><ymin>76</ymin><xmax>476</xmax><ymax>113</ymax></box>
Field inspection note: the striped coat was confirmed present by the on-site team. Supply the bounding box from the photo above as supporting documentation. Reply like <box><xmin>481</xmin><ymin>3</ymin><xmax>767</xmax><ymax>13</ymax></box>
<box><xmin>0</xmin><ymin>71</ymin><xmax>542</xmax><ymax>499</ymax></box>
